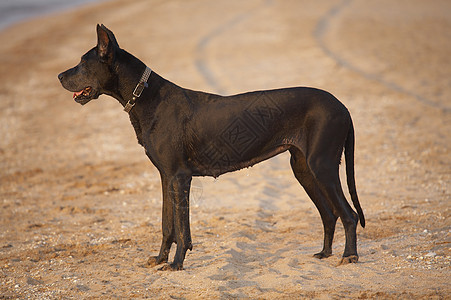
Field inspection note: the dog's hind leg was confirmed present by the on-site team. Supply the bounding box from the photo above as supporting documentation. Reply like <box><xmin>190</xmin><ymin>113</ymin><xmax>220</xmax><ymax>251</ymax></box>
<box><xmin>306</xmin><ymin>147</ymin><xmax>359</xmax><ymax>264</ymax></box>
<box><xmin>289</xmin><ymin>147</ymin><xmax>338</xmax><ymax>259</ymax></box>
<box><xmin>147</xmin><ymin>175</ymin><xmax>175</xmax><ymax>267</ymax></box>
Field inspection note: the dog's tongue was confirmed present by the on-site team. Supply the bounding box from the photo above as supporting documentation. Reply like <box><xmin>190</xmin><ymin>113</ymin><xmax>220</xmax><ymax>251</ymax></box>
<box><xmin>73</xmin><ymin>90</ymin><xmax>84</xmax><ymax>98</ymax></box>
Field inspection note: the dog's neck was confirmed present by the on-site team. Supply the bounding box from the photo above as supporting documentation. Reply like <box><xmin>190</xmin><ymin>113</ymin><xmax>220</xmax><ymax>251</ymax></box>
<box><xmin>109</xmin><ymin>50</ymin><xmax>154</xmax><ymax>109</ymax></box>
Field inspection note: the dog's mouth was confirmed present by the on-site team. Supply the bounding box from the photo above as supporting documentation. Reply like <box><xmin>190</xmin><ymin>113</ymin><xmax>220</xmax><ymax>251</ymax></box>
<box><xmin>73</xmin><ymin>87</ymin><xmax>94</xmax><ymax>105</ymax></box>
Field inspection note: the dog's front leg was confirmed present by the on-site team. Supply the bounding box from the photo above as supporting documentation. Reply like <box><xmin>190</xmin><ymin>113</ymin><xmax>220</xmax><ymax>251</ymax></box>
<box><xmin>147</xmin><ymin>175</ymin><xmax>174</xmax><ymax>267</ymax></box>
<box><xmin>159</xmin><ymin>171</ymin><xmax>193</xmax><ymax>271</ymax></box>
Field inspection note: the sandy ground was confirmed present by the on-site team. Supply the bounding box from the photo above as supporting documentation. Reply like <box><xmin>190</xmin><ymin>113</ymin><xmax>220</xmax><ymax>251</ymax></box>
<box><xmin>1</xmin><ymin>0</ymin><xmax>450</xmax><ymax>298</ymax></box>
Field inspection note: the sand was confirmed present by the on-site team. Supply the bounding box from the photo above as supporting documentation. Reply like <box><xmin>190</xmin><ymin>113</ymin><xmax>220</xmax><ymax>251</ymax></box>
<box><xmin>0</xmin><ymin>0</ymin><xmax>450</xmax><ymax>298</ymax></box>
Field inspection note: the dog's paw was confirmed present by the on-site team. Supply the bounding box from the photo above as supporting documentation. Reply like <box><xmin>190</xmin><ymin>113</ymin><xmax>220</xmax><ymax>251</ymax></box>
<box><xmin>337</xmin><ymin>255</ymin><xmax>359</xmax><ymax>265</ymax></box>
<box><xmin>158</xmin><ymin>263</ymin><xmax>184</xmax><ymax>271</ymax></box>
<box><xmin>146</xmin><ymin>256</ymin><xmax>166</xmax><ymax>267</ymax></box>
<box><xmin>313</xmin><ymin>250</ymin><xmax>332</xmax><ymax>259</ymax></box>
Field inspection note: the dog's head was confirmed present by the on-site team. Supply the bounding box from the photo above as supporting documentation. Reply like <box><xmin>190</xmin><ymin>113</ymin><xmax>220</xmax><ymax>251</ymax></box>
<box><xmin>58</xmin><ymin>24</ymin><xmax>119</xmax><ymax>105</ymax></box>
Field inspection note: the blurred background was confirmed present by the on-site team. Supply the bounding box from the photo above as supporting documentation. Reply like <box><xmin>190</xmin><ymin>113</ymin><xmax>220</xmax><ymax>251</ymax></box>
<box><xmin>0</xmin><ymin>0</ymin><xmax>103</xmax><ymax>30</ymax></box>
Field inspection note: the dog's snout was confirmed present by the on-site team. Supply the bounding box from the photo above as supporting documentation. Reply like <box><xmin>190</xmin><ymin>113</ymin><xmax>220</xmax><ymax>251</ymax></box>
<box><xmin>58</xmin><ymin>72</ymin><xmax>64</xmax><ymax>82</ymax></box>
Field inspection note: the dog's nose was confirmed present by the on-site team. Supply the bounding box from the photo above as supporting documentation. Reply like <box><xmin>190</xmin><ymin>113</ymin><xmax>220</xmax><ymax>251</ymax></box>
<box><xmin>58</xmin><ymin>73</ymin><xmax>64</xmax><ymax>82</ymax></box>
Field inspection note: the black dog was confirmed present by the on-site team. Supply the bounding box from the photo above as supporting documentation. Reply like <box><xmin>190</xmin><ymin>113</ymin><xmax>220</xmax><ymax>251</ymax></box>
<box><xmin>58</xmin><ymin>24</ymin><xmax>365</xmax><ymax>270</ymax></box>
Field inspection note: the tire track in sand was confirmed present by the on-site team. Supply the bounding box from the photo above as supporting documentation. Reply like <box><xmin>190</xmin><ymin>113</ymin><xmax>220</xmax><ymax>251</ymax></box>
<box><xmin>314</xmin><ymin>0</ymin><xmax>451</xmax><ymax>113</ymax></box>
<box><xmin>195</xmin><ymin>0</ymin><xmax>273</xmax><ymax>95</ymax></box>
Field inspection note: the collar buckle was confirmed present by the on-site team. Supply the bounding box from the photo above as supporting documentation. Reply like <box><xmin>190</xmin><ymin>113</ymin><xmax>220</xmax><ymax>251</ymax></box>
<box><xmin>132</xmin><ymin>81</ymin><xmax>149</xmax><ymax>98</ymax></box>
<box><xmin>124</xmin><ymin>66</ymin><xmax>152</xmax><ymax>113</ymax></box>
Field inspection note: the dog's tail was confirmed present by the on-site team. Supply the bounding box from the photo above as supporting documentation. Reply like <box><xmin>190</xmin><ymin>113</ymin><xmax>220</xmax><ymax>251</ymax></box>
<box><xmin>345</xmin><ymin>118</ymin><xmax>365</xmax><ymax>228</ymax></box>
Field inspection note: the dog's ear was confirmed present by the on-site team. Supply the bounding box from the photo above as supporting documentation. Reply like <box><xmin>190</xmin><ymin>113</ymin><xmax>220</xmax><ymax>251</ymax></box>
<box><xmin>96</xmin><ymin>24</ymin><xmax>117</xmax><ymax>62</ymax></box>
<box><xmin>100</xmin><ymin>24</ymin><xmax>120</xmax><ymax>48</ymax></box>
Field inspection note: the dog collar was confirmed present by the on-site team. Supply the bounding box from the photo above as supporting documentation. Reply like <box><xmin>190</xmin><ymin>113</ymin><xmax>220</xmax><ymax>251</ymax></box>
<box><xmin>124</xmin><ymin>66</ymin><xmax>152</xmax><ymax>113</ymax></box>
